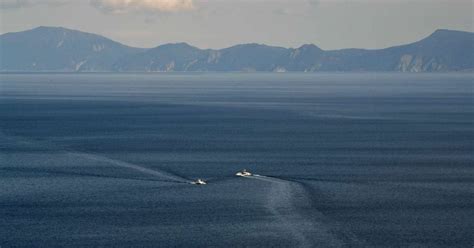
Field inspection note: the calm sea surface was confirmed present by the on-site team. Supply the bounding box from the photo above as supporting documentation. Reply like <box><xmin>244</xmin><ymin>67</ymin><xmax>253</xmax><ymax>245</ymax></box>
<box><xmin>1</xmin><ymin>73</ymin><xmax>473</xmax><ymax>247</ymax></box>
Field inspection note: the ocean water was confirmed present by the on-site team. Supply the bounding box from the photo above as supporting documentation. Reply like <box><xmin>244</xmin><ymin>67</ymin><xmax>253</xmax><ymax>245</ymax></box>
<box><xmin>0</xmin><ymin>73</ymin><xmax>473</xmax><ymax>247</ymax></box>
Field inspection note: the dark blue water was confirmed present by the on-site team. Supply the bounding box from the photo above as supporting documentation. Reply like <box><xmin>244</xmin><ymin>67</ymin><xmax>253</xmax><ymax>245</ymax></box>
<box><xmin>1</xmin><ymin>73</ymin><xmax>473</xmax><ymax>247</ymax></box>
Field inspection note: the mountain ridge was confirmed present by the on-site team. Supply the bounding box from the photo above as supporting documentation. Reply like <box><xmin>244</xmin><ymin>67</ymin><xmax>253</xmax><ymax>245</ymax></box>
<box><xmin>1</xmin><ymin>27</ymin><xmax>472</xmax><ymax>72</ymax></box>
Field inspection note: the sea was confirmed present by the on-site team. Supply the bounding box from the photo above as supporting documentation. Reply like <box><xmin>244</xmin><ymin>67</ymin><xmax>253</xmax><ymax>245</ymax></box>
<box><xmin>1</xmin><ymin>73</ymin><xmax>473</xmax><ymax>247</ymax></box>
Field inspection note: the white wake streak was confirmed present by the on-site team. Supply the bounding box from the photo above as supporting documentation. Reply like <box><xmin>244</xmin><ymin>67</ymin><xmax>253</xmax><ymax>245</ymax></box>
<box><xmin>246</xmin><ymin>174</ymin><xmax>345</xmax><ymax>248</ymax></box>
<box><xmin>0</xmin><ymin>131</ymin><xmax>190</xmax><ymax>184</ymax></box>
<box><xmin>69</xmin><ymin>152</ymin><xmax>190</xmax><ymax>183</ymax></box>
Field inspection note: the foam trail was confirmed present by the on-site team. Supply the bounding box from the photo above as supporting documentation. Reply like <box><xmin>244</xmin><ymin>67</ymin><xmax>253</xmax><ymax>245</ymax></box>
<box><xmin>67</xmin><ymin>152</ymin><xmax>191</xmax><ymax>184</ymax></box>
<box><xmin>253</xmin><ymin>174</ymin><xmax>287</xmax><ymax>183</ymax></box>
<box><xmin>246</xmin><ymin>174</ymin><xmax>345</xmax><ymax>248</ymax></box>
<box><xmin>0</xmin><ymin>167</ymin><xmax>173</xmax><ymax>183</ymax></box>
<box><xmin>0</xmin><ymin>131</ymin><xmax>191</xmax><ymax>184</ymax></box>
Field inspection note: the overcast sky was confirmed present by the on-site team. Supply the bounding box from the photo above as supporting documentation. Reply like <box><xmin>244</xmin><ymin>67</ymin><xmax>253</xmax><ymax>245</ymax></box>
<box><xmin>0</xmin><ymin>0</ymin><xmax>472</xmax><ymax>50</ymax></box>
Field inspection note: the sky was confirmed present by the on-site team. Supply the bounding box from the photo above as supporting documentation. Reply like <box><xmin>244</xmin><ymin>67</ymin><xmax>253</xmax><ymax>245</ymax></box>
<box><xmin>0</xmin><ymin>0</ymin><xmax>472</xmax><ymax>50</ymax></box>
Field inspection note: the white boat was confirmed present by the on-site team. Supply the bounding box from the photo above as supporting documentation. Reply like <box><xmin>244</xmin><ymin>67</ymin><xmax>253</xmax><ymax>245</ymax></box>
<box><xmin>191</xmin><ymin>179</ymin><xmax>207</xmax><ymax>185</ymax></box>
<box><xmin>236</xmin><ymin>169</ymin><xmax>252</xmax><ymax>177</ymax></box>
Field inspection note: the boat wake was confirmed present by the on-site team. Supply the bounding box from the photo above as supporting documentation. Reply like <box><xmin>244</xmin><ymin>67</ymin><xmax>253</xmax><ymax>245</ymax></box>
<box><xmin>1</xmin><ymin>131</ymin><xmax>191</xmax><ymax>184</ymax></box>
<box><xmin>67</xmin><ymin>152</ymin><xmax>190</xmax><ymax>184</ymax></box>
<box><xmin>245</xmin><ymin>174</ymin><xmax>351</xmax><ymax>248</ymax></box>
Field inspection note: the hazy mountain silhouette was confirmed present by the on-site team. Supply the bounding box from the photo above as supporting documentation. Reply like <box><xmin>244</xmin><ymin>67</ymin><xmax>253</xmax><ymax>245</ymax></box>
<box><xmin>1</xmin><ymin>27</ymin><xmax>472</xmax><ymax>72</ymax></box>
<box><xmin>0</xmin><ymin>26</ymin><xmax>143</xmax><ymax>72</ymax></box>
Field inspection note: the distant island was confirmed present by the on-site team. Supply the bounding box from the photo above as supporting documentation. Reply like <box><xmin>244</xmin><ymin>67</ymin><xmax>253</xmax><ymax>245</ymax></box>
<box><xmin>0</xmin><ymin>26</ymin><xmax>473</xmax><ymax>72</ymax></box>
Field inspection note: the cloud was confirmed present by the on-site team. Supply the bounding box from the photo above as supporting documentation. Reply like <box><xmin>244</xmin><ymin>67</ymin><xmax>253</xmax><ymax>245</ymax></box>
<box><xmin>90</xmin><ymin>0</ymin><xmax>195</xmax><ymax>14</ymax></box>
<box><xmin>0</xmin><ymin>0</ymin><xmax>28</xmax><ymax>9</ymax></box>
<box><xmin>0</xmin><ymin>0</ymin><xmax>69</xmax><ymax>9</ymax></box>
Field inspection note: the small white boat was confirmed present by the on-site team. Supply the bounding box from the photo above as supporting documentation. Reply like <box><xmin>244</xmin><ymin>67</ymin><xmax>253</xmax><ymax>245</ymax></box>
<box><xmin>236</xmin><ymin>169</ymin><xmax>252</xmax><ymax>177</ymax></box>
<box><xmin>191</xmin><ymin>179</ymin><xmax>207</xmax><ymax>185</ymax></box>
